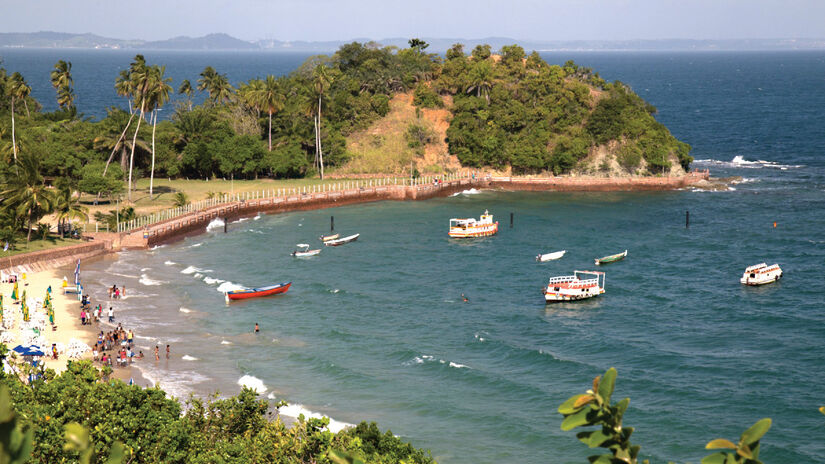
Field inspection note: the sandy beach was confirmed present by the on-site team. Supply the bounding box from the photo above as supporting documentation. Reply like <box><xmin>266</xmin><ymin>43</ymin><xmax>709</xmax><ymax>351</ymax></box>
<box><xmin>1</xmin><ymin>268</ymin><xmax>96</xmax><ymax>373</ymax></box>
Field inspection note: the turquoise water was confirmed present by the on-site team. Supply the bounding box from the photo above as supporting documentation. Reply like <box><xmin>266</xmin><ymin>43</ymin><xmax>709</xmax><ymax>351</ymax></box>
<box><xmin>63</xmin><ymin>51</ymin><xmax>825</xmax><ymax>463</ymax></box>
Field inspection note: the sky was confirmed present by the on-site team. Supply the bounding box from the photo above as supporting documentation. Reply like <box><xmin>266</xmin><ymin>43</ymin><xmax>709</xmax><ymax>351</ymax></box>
<box><xmin>1</xmin><ymin>0</ymin><xmax>823</xmax><ymax>42</ymax></box>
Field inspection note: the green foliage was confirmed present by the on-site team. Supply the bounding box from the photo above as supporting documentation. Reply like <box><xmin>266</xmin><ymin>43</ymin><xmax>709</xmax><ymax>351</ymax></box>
<box><xmin>702</xmin><ymin>419</ymin><xmax>772</xmax><ymax>464</ymax></box>
<box><xmin>617</xmin><ymin>143</ymin><xmax>643</xmax><ymax>173</ymax></box>
<box><xmin>405</xmin><ymin>123</ymin><xmax>435</xmax><ymax>149</ymax></box>
<box><xmin>413</xmin><ymin>84</ymin><xmax>443</xmax><ymax>108</ymax></box>
<box><xmin>172</xmin><ymin>191</ymin><xmax>189</xmax><ymax>207</ymax></box>
<box><xmin>0</xmin><ymin>362</ymin><xmax>431</xmax><ymax>463</ymax></box>
<box><xmin>93</xmin><ymin>206</ymin><xmax>135</xmax><ymax>230</ymax></box>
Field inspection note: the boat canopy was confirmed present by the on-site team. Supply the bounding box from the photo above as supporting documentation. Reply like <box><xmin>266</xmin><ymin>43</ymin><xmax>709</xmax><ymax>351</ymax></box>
<box><xmin>744</xmin><ymin>262</ymin><xmax>768</xmax><ymax>272</ymax></box>
<box><xmin>296</xmin><ymin>244</ymin><xmax>310</xmax><ymax>248</ymax></box>
<box><xmin>450</xmin><ymin>218</ymin><xmax>475</xmax><ymax>226</ymax></box>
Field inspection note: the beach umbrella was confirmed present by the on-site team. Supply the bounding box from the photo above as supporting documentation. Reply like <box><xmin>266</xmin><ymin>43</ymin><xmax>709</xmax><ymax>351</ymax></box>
<box><xmin>11</xmin><ymin>345</ymin><xmax>45</xmax><ymax>356</ymax></box>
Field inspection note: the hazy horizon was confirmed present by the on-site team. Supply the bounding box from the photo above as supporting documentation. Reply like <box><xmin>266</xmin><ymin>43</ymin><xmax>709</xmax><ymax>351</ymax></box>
<box><xmin>1</xmin><ymin>0</ymin><xmax>824</xmax><ymax>43</ymax></box>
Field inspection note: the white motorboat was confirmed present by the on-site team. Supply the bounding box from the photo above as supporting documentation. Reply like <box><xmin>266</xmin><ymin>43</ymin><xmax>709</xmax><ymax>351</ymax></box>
<box><xmin>740</xmin><ymin>263</ymin><xmax>782</xmax><ymax>286</ymax></box>
<box><xmin>292</xmin><ymin>244</ymin><xmax>321</xmax><ymax>257</ymax></box>
<box><xmin>536</xmin><ymin>250</ymin><xmax>566</xmax><ymax>262</ymax></box>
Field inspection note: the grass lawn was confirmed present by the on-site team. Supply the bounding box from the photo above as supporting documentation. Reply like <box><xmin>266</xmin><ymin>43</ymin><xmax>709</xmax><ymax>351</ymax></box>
<box><xmin>1</xmin><ymin>235</ymin><xmax>85</xmax><ymax>258</ymax></box>
<box><xmin>76</xmin><ymin>176</ymin><xmax>407</xmax><ymax>224</ymax></box>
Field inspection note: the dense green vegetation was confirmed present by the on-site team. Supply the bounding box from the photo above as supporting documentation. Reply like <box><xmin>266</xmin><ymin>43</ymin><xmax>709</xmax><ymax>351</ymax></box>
<box><xmin>0</xmin><ymin>40</ymin><xmax>691</xmax><ymax>248</ymax></box>
<box><xmin>0</xmin><ymin>360</ymin><xmax>434</xmax><ymax>463</ymax></box>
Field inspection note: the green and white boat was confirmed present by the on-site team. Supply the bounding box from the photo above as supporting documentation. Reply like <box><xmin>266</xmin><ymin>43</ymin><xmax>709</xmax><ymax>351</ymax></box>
<box><xmin>594</xmin><ymin>250</ymin><xmax>627</xmax><ymax>266</ymax></box>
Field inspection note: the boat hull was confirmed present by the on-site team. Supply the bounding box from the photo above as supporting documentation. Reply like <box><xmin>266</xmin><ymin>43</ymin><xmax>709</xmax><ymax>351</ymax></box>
<box><xmin>226</xmin><ymin>282</ymin><xmax>291</xmax><ymax>301</ymax></box>
<box><xmin>741</xmin><ymin>271</ymin><xmax>782</xmax><ymax>286</ymax></box>
<box><xmin>448</xmin><ymin>222</ymin><xmax>498</xmax><ymax>238</ymax></box>
<box><xmin>325</xmin><ymin>234</ymin><xmax>359</xmax><ymax>246</ymax></box>
<box><xmin>595</xmin><ymin>250</ymin><xmax>627</xmax><ymax>266</ymax></box>
<box><xmin>544</xmin><ymin>290</ymin><xmax>604</xmax><ymax>302</ymax></box>
<box><xmin>537</xmin><ymin>250</ymin><xmax>566</xmax><ymax>262</ymax></box>
<box><xmin>292</xmin><ymin>249</ymin><xmax>321</xmax><ymax>257</ymax></box>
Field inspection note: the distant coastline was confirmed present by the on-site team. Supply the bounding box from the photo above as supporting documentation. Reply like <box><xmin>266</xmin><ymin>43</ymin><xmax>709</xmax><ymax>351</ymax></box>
<box><xmin>2</xmin><ymin>31</ymin><xmax>824</xmax><ymax>52</ymax></box>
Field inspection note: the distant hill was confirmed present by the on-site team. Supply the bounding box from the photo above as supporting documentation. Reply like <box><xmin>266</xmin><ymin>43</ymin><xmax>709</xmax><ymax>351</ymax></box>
<box><xmin>142</xmin><ymin>33</ymin><xmax>257</xmax><ymax>50</ymax></box>
<box><xmin>1</xmin><ymin>31</ymin><xmax>824</xmax><ymax>52</ymax></box>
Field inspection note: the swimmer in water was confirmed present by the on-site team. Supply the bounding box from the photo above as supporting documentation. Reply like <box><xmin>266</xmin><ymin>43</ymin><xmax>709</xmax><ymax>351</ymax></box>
<box><xmin>255</xmin><ymin>323</ymin><xmax>260</xmax><ymax>333</ymax></box>
<box><xmin>461</xmin><ymin>293</ymin><xmax>469</xmax><ymax>303</ymax></box>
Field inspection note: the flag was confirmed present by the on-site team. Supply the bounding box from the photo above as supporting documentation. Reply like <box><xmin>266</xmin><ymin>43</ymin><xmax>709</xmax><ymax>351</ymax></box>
<box><xmin>74</xmin><ymin>259</ymin><xmax>81</xmax><ymax>285</ymax></box>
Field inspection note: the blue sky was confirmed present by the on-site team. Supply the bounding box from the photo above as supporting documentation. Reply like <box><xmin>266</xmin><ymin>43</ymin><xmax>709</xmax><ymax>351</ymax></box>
<box><xmin>1</xmin><ymin>0</ymin><xmax>823</xmax><ymax>42</ymax></box>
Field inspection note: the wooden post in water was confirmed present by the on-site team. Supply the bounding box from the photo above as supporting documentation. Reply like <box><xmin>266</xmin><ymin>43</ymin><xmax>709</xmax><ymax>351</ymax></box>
<box><xmin>224</xmin><ymin>218</ymin><xmax>228</xmax><ymax>233</ymax></box>
<box><xmin>686</xmin><ymin>210</ymin><xmax>690</xmax><ymax>228</ymax></box>
<box><xmin>331</xmin><ymin>216</ymin><xmax>334</xmax><ymax>232</ymax></box>
<box><xmin>510</xmin><ymin>212</ymin><xmax>514</xmax><ymax>228</ymax></box>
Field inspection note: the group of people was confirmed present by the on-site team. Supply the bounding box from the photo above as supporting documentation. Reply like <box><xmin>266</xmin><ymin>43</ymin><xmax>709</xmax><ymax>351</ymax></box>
<box><xmin>79</xmin><ymin>304</ymin><xmax>115</xmax><ymax>326</ymax></box>
<box><xmin>107</xmin><ymin>284</ymin><xmax>125</xmax><ymax>299</ymax></box>
<box><xmin>93</xmin><ymin>324</ymin><xmax>142</xmax><ymax>368</ymax></box>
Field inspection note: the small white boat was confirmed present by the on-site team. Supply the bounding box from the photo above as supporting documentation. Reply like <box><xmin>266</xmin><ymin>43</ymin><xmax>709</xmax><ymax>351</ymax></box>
<box><xmin>320</xmin><ymin>233</ymin><xmax>339</xmax><ymax>242</ymax></box>
<box><xmin>291</xmin><ymin>244</ymin><xmax>321</xmax><ymax>257</ymax></box>
<box><xmin>740</xmin><ymin>263</ymin><xmax>782</xmax><ymax>286</ymax></box>
<box><xmin>448</xmin><ymin>210</ymin><xmax>498</xmax><ymax>238</ymax></box>
<box><xmin>536</xmin><ymin>250</ymin><xmax>566</xmax><ymax>262</ymax></box>
<box><xmin>544</xmin><ymin>270</ymin><xmax>605</xmax><ymax>302</ymax></box>
<box><xmin>324</xmin><ymin>234</ymin><xmax>359</xmax><ymax>246</ymax></box>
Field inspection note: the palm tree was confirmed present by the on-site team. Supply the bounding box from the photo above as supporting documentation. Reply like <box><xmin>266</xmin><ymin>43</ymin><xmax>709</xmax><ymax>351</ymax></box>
<box><xmin>198</xmin><ymin>66</ymin><xmax>234</xmax><ymax>105</ymax></box>
<box><xmin>54</xmin><ymin>181</ymin><xmax>89</xmax><ymax>238</ymax></box>
<box><xmin>260</xmin><ymin>76</ymin><xmax>285</xmax><ymax>151</ymax></box>
<box><xmin>94</xmin><ymin>108</ymin><xmax>149</xmax><ymax>177</ymax></box>
<box><xmin>115</xmin><ymin>69</ymin><xmax>134</xmax><ymax>114</ymax></box>
<box><xmin>49</xmin><ymin>60</ymin><xmax>75</xmax><ymax>110</ymax></box>
<box><xmin>0</xmin><ymin>153</ymin><xmax>56</xmax><ymax>245</ymax></box>
<box><xmin>146</xmin><ymin>65</ymin><xmax>173</xmax><ymax>197</ymax></box>
<box><xmin>197</xmin><ymin>66</ymin><xmax>217</xmax><ymax>94</ymax></box>
<box><xmin>313</xmin><ymin>65</ymin><xmax>333</xmax><ymax>179</ymax></box>
<box><xmin>467</xmin><ymin>61</ymin><xmax>493</xmax><ymax>104</ymax></box>
<box><xmin>126</xmin><ymin>55</ymin><xmax>151</xmax><ymax>201</ymax></box>
<box><xmin>5</xmin><ymin>72</ymin><xmax>26</xmax><ymax>161</ymax></box>
<box><xmin>178</xmin><ymin>79</ymin><xmax>193</xmax><ymax>111</ymax></box>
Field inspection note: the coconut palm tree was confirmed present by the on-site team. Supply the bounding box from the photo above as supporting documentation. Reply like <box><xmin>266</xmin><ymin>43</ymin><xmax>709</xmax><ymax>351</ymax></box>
<box><xmin>5</xmin><ymin>72</ymin><xmax>26</xmax><ymax>161</ymax></box>
<box><xmin>312</xmin><ymin>65</ymin><xmax>333</xmax><ymax>179</ymax></box>
<box><xmin>0</xmin><ymin>153</ymin><xmax>56</xmax><ymax>245</ymax></box>
<box><xmin>178</xmin><ymin>79</ymin><xmax>193</xmax><ymax>111</ymax></box>
<box><xmin>126</xmin><ymin>56</ymin><xmax>151</xmax><ymax>201</ymax></box>
<box><xmin>198</xmin><ymin>66</ymin><xmax>234</xmax><ymax>105</ymax></box>
<box><xmin>259</xmin><ymin>76</ymin><xmax>285</xmax><ymax>152</ymax></box>
<box><xmin>467</xmin><ymin>61</ymin><xmax>493</xmax><ymax>104</ymax></box>
<box><xmin>95</xmin><ymin>108</ymin><xmax>149</xmax><ymax>177</ymax></box>
<box><xmin>238</xmin><ymin>78</ymin><xmax>264</xmax><ymax>115</ymax></box>
<box><xmin>146</xmin><ymin>64</ymin><xmax>173</xmax><ymax>197</ymax></box>
<box><xmin>49</xmin><ymin>60</ymin><xmax>75</xmax><ymax>110</ymax></box>
<box><xmin>54</xmin><ymin>181</ymin><xmax>89</xmax><ymax>238</ymax></box>
<box><xmin>115</xmin><ymin>69</ymin><xmax>134</xmax><ymax>114</ymax></box>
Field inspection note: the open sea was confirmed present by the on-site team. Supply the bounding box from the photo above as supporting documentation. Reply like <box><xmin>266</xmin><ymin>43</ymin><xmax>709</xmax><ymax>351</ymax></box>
<box><xmin>5</xmin><ymin>49</ymin><xmax>825</xmax><ymax>463</ymax></box>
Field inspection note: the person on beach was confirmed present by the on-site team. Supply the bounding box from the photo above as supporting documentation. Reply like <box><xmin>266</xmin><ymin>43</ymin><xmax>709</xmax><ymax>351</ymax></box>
<box><xmin>108</xmin><ymin>306</ymin><xmax>114</xmax><ymax>322</ymax></box>
<box><xmin>52</xmin><ymin>344</ymin><xmax>58</xmax><ymax>359</ymax></box>
<box><xmin>93</xmin><ymin>347</ymin><xmax>99</xmax><ymax>361</ymax></box>
<box><xmin>255</xmin><ymin>323</ymin><xmax>260</xmax><ymax>333</ymax></box>
<box><xmin>80</xmin><ymin>310</ymin><xmax>86</xmax><ymax>325</ymax></box>
<box><xmin>154</xmin><ymin>346</ymin><xmax>159</xmax><ymax>361</ymax></box>
<box><xmin>128</xmin><ymin>330</ymin><xmax>133</xmax><ymax>345</ymax></box>
<box><xmin>166</xmin><ymin>345</ymin><xmax>170</xmax><ymax>359</ymax></box>
<box><xmin>138</xmin><ymin>351</ymin><xmax>144</xmax><ymax>359</ymax></box>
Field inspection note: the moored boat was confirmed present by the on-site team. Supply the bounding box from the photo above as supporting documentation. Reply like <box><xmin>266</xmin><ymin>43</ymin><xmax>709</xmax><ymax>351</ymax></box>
<box><xmin>324</xmin><ymin>234</ymin><xmax>359</xmax><ymax>246</ymax></box>
<box><xmin>292</xmin><ymin>244</ymin><xmax>321</xmax><ymax>257</ymax></box>
<box><xmin>544</xmin><ymin>271</ymin><xmax>605</xmax><ymax>302</ymax></box>
<box><xmin>320</xmin><ymin>233</ymin><xmax>340</xmax><ymax>242</ymax></box>
<box><xmin>536</xmin><ymin>250</ymin><xmax>566</xmax><ymax>262</ymax></box>
<box><xmin>449</xmin><ymin>210</ymin><xmax>498</xmax><ymax>238</ymax></box>
<box><xmin>225</xmin><ymin>282</ymin><xmax>291</xmax><ymax>302</ymax></box>
<box><xmin>595</xmin><ymin>250</ymin><xmax>627</xmax><ymax>266</ymax></box>
<box><xmin>740</xmin><ymin>263</ymin><xmax>782</xmax><ymax>286</ymax></box>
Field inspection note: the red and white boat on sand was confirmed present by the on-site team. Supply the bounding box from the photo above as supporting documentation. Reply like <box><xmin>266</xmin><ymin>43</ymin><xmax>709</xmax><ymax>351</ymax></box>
<box><xmin>225</xmin><ymin>282</ymin><xmax>291</xmax><ymax>302</ymax></box>
<box><xmin>544</xmin><ymin>271</ymin><xmax>605</xmax><ymax>302</ymax></box>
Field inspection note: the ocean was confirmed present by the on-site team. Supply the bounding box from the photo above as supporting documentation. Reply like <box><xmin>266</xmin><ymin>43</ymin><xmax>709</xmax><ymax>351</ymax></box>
<box><xmin>11</xmin><ymin>49</ymin><xmax>825</xmax><ymax>463</ymax></box>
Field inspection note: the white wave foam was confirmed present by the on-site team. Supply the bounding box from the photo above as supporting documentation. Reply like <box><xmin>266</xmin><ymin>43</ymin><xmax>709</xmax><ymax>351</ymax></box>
<box><xmin>193</xmin><ymin>273</ymin><xmax>203</xmax><ymax>279</ymax></box>
<box><xmin>150</xmin><ymin>245</ymin><xmax>166</xmax><ymax>250</ymax></box>
<box><xmin>279</xmin><ymin>403</ymin><xmax>354</xmax><ymax>433</ymax></box>
<box><xmin>206</xmin><ymin>219</ymin><xmax>224</xmax><ymax>232</ymax></box>
<box><xmin>139</xmin><ymin>274</ymin><xmax>166</xmax><ymax>286</ymax></box>
<box><xmin>267</xmin><ymin>392</ymin><xmax>276</xmax><ymax>399</ymax></box>
<box><xmin>141</xmin><ymin>267</ymin><xmax>151</xmax><ymax>272</ymax></box>
<box><xmin>449</xmin><ymin>362</ymin><xmax>470</xmax><ymax>369</ymax></box>
<box><xmin>451</xmin><ymin>188</ymin><xmax>481</xmax><ymax>197</ymax></box>
<box><xmin>180</xmin><ymin>266</ymin><xmax>202</xmax><ymax>275</ymax></box>
<box><xmin>221</xmin><ymin>340</ymin><xmax>232</xmax><ymax>345</ymax></box>
<box><xmin>203</xmin><ymin>277</ymin><xmax>225</xmax><ymax>285</ymax></box>
<box><xmin>164</xmin><ymin>260</ymin><xmax>177</xmax><ymax>266</ymax></box>
<box><xmin>179</xmin><ymin>307</ymin><xmax>193</xmax><ymax>314</ymax></box>
<box><xmin>253</xmin><ymin>213</ymin><xmax>262</xmax><ymax>220</ymax></box>
<box><xmin>181</xmin><ymin>355</ymin><xmax>198</xmax><ymax>361</ymax></box>
<box><xmin>190</xmin><ymin>242</ymin><xmax>203</xmax><ymax>248</ymax></box>
<box><xmin>217</xmin><ymin>281</ymin><xmax>246</xmax><ymax>293</ymax></box>
<box><xmin>238</xmin><ymin>375</ymin><xmax>267</xmax><ymax>393</ymax></box>
<box><xmin>694</xmin><ymin>156</ymin><xmax>803</xmax><ymax>170</ymax></box>
<box><xmin>231</xmin><ymin>217</ymin><xmax>250</xmax><ymax>224</ymax></box>
<box><xmin>110</xmin><ymin>272</ymin><xmax>138</xmax><ymax>279</ymax></box>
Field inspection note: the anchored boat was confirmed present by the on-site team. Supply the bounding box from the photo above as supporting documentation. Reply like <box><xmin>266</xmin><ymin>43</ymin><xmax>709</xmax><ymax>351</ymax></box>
<box><xmin>449</xmin><ymin>210</ymin><xmax>498</xmax><ymax>238</ymax></box>
<box><xmin>595</xmin><ymin>250</ymin><xmax>627</xmax><ymax>266</ymax></box>
<box><xmin>740</xmin><ymin>263</ymin><xmax>782</xmax><ymax>286</ymax></box>
<box><xmin>292</xmin><ymin>244</ymin><xmax>321</xmax><ymax>257</ymax></box>
<box><xmin>324</xmin><ymin>234</ymin><xmax>359</xmax><ymax>246</ymax></box>
<box><xmin>225</xmin><ymin>282</ymin><xmax>291</xmax><ymax>302</ymax></box>
<box><xmin>536</xmin><ymin>250</ymin><xmax>566</xmax><ymax>262</ymax></box>
<box><xmin>544</xmin><ymin>271</ymin><xmax>605</xmax><ymax>302</ymax></box>
<box><xmin>320</xmin><ymin>233</ymin><xmax>339</xmax><ymax>242</ymax></box>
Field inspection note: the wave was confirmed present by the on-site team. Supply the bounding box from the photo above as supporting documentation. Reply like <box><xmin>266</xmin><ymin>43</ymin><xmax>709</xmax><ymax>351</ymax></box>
<box><xmin>181</xmin><ymin>266</ymin><xmax>204</xmax><ymax>275</ymax></box>
<box><xmin>203</xmin><ymin>276</ymin><xmax>226</xmax><ymax>285</ymax></box>
<box><xmin>279</xmin><ymin>403</ymin><xmax>354</xmax><ymax>433</ymax></box>
<box><xmin>694</xmin><ymin>155</ymin><xmax>804</xmax><ymax>170</ymax></box>
<box><xmin>216</xmin><ymin>281</ymin><xmax>246</xmax><ymax>293</ymax></box>
<box><xmin>404</xmin><ymin>354</ymin><xmax>469</xmax><ymax>369</ymax></box>
<box><xmin>205</xmin><ymin>219</ymin><xmax>224</xmax><ymax>232</ymax></box>
<box><xmin>253</xmin><ymin>213</ymin><xmax>262</xmax><ymax>220</ymax></box>
<box><xmin>150</xmin><ymin>245</ymin><xmax>166</xmax><ymax>250</ymax></box>
<box><xmin>189</xmin><ymin>242</ymin><xmax>203</xmax><ymax>248</ymax></box>
<box><xmin>231</xmin><ymin>217</ymin><xmax>250</xmax><ymax>224</ymax></box>
<box><xmin>139</xmin><ymin>274</ymin><xmax>166</xmax><ymax>286</ymax></box>
<box><xmin>179</xmin><ymin>307</ymin><xmax>193</xmax><ymax>314</ymax></box>
<box><xmin>181</xmin><ymin>355</ymin><xmax>198</xmax><ymax>361</ymax></box>
<box><xmin>221</xmin><ymin>340</ymin><xmax>232</xmax><ymax>345</ymax></box>
<box><xmin>110</xmin><ymin>272</ymin><xmax>138</xmax><ymax>279</ymax></box>
<box><xmin>449</xmin><ymin>362</ymin><xmax>470</xmax><ymax>369</ymax></box>
<box><xmin>450</xmin><ymin>188</ymin><xmax>482</xmax><ymax>197</ymax></box>
<box><xmin>193</xmin><ymin>273</ymin><xmax>203</xmax><ymax>279</ymax></box>
<box><xmin>140</xmin><ymin>267</ymin><xmax>151</xmax><ymax>272</ymax></box>
<box><xmin>164</xmin><ymin>260</ymin><xmax>177</xmax><ymax>266</ymax></box>
<box><xmin>237</xmin><ymin>374</ymin><xmax>267</xmax><ymax>393</ymax></box>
